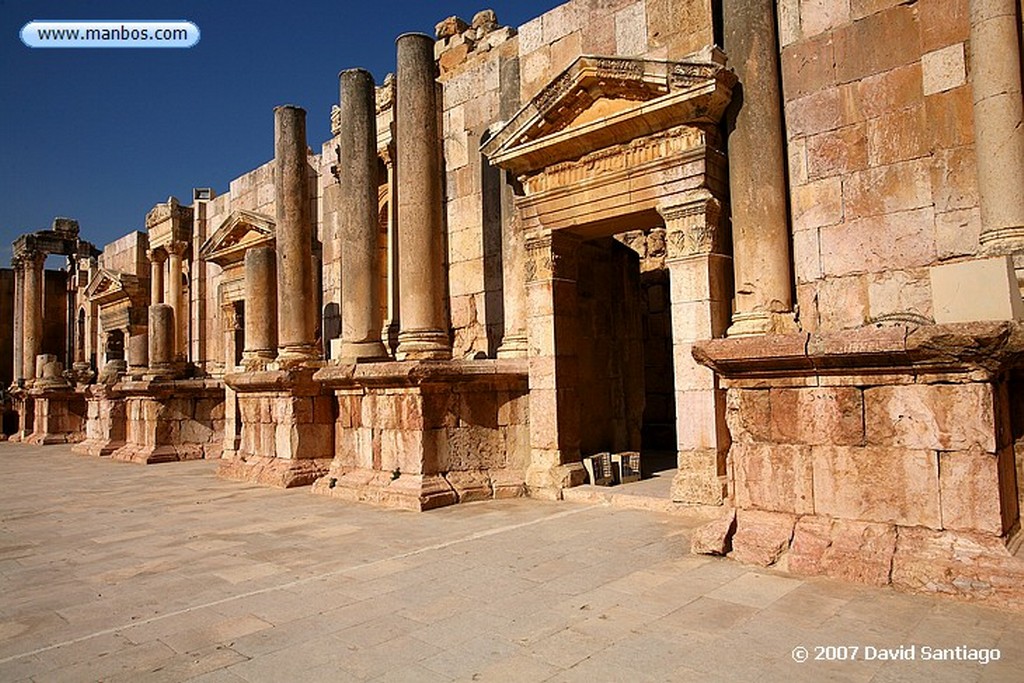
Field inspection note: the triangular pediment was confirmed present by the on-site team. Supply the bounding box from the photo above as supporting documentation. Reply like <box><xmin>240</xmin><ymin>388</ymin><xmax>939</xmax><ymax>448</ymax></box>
<box><xmin>85</xmin><ymin>269</ymin><xmax>144</xmax><ymax>305</ymax></box>
<box><xmin>199</xmin><ymin>209</ymin><xmax>275</xmax><ymax>267</ymax></box>
<box><xmin>482</xmin><ymin>53</ymin><xmax>736</xmax><ymax>175</ymax></box>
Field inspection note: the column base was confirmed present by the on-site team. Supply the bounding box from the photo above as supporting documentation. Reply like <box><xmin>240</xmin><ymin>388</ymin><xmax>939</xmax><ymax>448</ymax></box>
<box><xmin>396</xmin><ymin>329</ymin><xmax>451</xmax><ymax>360</ymax></box>
<box><xmin>337</xmin><ymin>339</ymin><xmax>390</xmax><ymax>364</ymax></box>
<box><xmin>980</xmin><ymin>226</ymin><xmax>1024</xmax><ymax>256</ymax></box>
<box><xmin>275</xmin><ymin>343</ymin><xmax>321</xmax><ymax>368</ymax></box>
<box><xmin>312</xmin><ymin>470</ymin><xmax>458</xmax><ymax>511</ymax></box>
<box><xmin>496</xmin><ymin>333</ymin><xmax>529</xmax><ymax>359</ymax></box>
<box><xmin>727</xmin><ymin>310</ymin><xmax>798</xmax><ymax>337</ymax></box>
<box><xmin>111</xmin><ymin>443</ymin><xmax>207</xmax><ymax>464</ymax></box>
<box><xmin>218</xmin><ymin>453</ymin><xmax>332</xmax><ymax>488</ymax></box>
<box><xmin>524</xmin><ymin>460</ymin><xmax>587</xmax><ymax>500</ymax></box>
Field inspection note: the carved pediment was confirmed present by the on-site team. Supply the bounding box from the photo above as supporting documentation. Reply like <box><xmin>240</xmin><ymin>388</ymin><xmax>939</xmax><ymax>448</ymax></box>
<box><xmin>482</xmin><ymin>53</ymin><xmax>736</xmax><ymax>175</ymax></box>
<box><xmin>85</xmin><ymin>269</ymin><xmax>144</xmax><ymax>306</ymax></box>
<box><xmin>199</xmin><ymin>209</ymin><xmax>276</xmax><ymax>267</ymax></box>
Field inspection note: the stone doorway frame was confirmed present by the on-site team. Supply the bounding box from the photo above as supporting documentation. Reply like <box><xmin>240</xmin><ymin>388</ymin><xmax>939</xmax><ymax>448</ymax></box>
<box><xmin>483</xmin><ymin>53</ymin><xmax>737</xmax><ymax>503</ymax></box>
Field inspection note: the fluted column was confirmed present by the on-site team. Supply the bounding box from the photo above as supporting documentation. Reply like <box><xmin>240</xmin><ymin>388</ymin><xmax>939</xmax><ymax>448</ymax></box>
<box><xmin>971</xmin><ymin>0</ymin><xmax>1024</xmax><ymax>253</ymax></box>
<box><xmin>338</xmin><ymin>69</ymin><xmax>389</xmax><ymax>362</ymax></box>
<box><xmin>274</xmin><ymin>104</ymin><xmax>319</xmax><ymax>364</ymax></box>
<box><xmin>12</xmin><ymin>257</ymin><xmax>24</xmax><ymax>385</ymax></box>
<box><xmin>165</xmin><ymin>242</ymin><xmax>186</xmax><ymax>359</ymax></box>
<box><xmin>382</xmin><ymin>147</ymin><xmax>400</xmax><ymax>351</ymax></box>
<box><xmin>148</xmin><ymin>249</ymin><xmax>165</xmax><ymax>306</ymax></box>
<box><xmin>722</xmin><ymin>0</ymin><xmax>795</xmax><ymax>336</ymax></box>
<box><xmin>497</xmin><ymin>188</ymin><xmax>528</xmax><ymax>358</ymax></box>
<box><xmin>395</xmin><ymin>33</ymin><xmax>451</xmax><ymax>360</ymax></box>
<box><xmin>243</xmin><ymin>246</ymin><xmax>278</xmax><ymax>367</ymax></box>
<box><xmin>22</xmin><ymin>250</ymin><xmax>45</xmax><ymax>384</ymax></box>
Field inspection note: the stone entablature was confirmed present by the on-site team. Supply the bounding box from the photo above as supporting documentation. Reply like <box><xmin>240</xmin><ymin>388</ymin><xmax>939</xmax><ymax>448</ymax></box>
<box><xmin>145</xmin><ymin>196</ymin><xmax>193</xmax><ymax>249</ymax></box>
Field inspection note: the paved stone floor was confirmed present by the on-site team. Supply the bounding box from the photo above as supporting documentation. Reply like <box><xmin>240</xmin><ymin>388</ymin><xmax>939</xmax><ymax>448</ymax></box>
<box><xmin>1</xmin><ymin>442</ymin><xmax>1021</xmax><ymax>682</ymax></box>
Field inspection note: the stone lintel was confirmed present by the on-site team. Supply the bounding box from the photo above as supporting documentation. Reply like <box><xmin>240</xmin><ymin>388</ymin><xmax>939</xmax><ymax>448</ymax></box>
<box><xmin>693</xmin><ymin>322</ymin><xmax>1024</xmax><ymax>385</ymax></box>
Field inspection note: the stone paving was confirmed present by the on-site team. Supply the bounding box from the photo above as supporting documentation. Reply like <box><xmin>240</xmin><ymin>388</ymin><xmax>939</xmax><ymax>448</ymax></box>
<box><xmin>0</xmin><ymin>442</ymin><xmax>1021</xmax><ymax>682</ymax></box>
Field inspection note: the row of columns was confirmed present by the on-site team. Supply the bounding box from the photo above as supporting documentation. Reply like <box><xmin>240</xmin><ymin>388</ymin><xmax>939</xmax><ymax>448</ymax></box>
<box><xmin>10</xmin><ymin>251</ymin><xmax>45</xmax><ymax>386</ymax></box>
<box><xmin>243</xmin><ymin>33</ymin><xmax>453</xmax><ymax>367</ymax></box>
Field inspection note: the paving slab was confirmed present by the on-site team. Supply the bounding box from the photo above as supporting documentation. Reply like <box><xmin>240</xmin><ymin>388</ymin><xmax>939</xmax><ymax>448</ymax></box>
<box><xmin>0</xmin><ymin>442</ymin><xmax>1021</xmax><ymax>681</ymax></box>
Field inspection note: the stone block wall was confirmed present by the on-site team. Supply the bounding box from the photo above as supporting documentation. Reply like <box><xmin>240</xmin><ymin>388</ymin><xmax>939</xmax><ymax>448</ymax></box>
<box><xmin>236</xmin><ymin>393</ymin><xmax>334</xmax><ymax>463</ymax></box>
<box><xmin>99</xmin><ymin>231</ymin><xmax>149</xmax><ymax>276</ymax></box>
<box><xmin>779</xmin><ymin>0</ymin><xmax>977</xmax><ymax>331</ymax></box>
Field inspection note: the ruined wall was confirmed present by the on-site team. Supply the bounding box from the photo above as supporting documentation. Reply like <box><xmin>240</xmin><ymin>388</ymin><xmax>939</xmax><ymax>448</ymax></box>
<box><xmin>779</xmin><ymin>0</ymin><xmax>977</xmax><ymax>331</ymax></box>
<box><xmin>99</xmin><ymin>232</ymin><xmax>149</xmax><ymax>276</ymax></box>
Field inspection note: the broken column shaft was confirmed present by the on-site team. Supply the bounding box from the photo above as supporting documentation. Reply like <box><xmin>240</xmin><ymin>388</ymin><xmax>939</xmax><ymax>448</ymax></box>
<box><xmin>243</xmin><ymin>245</ymin><xmax>278</xmax><ymax>365</ymax></box>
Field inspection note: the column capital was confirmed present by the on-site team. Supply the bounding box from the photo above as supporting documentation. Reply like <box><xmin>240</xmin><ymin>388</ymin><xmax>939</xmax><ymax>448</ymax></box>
<box><xmin>164</xmin><ymin>241</ymin><xmax>188</xmax><ymax>257</ymax></box>
<box><xmin>20</xmin><ymin>249</ymin><xmax>46</xmax><ymax>270</ymax></box>
<box><xmin>658</xmin><ymin>191</ymin><xmax>724</xmax><ymax>260</ymax></box>
<box><xmin>524</xmin><ymin>231</ymin><xmax>580</xmax><ymax>282</ymax></box>
<box><xmin>146</xmin><ymin>248</ymin><xmax>167</xmax><ymax>263</ymax></box>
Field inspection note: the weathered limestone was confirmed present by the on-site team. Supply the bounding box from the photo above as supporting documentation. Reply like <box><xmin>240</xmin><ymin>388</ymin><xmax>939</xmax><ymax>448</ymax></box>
<box><xmin>395</xmin><ymin>33</ymin><xmax>451</xmax><ymax>360</ymax></box>
<box><xmin>274</xmin><ymin>105</ymin><xmax>318</xmax><ymax>365</ymax></box>
<box><xmin>11</xmin><ymin>256</ymin><xmax>23</xmax><ymax>386</ymax></box>
<box><xmin>147</xmin><ymin>304</ymin><xmax>178</xmax><ymax>379</ymax></box>
<box><xmin>312</xmin><ymin>359</ymin><xmax>529</xmax><ymax>509</ymax></box>
<box><xmin>21</xmin><ymin>251</ymin><xmax>44</xmax><ymax>384</ymax></box>
<box><xmin>692</xmin><ymin>322</ymin><xmax>1024</xmax><ymax>608</ymax></box>
<box><xmin>496</xmin><ymin>205</ymin><xmax>527</xmax><ymax>358</ymax></box>
<box><xmin>71</xmin><ymin>385</ymin><xmax>125</xmax><ymax>456</ymax></box>
<box><xmin>721</xmin><ymin>0</ymin><xmax>794</xmax><ymax>336</ymax></box>
<box><xmin>111</xmin><ymin>379</ymin><xmax>224</xmax><ymax>464</ymax></box>
<box><xmin>148</xmin><ymin>249</ymin><xmax>165</xmax><ymax>306</ymax></box>
<box><xmin>970</xmin><ymin>0</ymin><xmax>1024</xmax><ymax>253</ymax></box>
<box><xmin>242</xmin><ymin>246</ymin><xmax>277</xmax><ymax>367</ymax></box>
<box><xmin>659</xmin><ymin>192</ymin><xmax>731</xmax><ymax>505</ymax></box>
<box><xmin>337</xmin><ymin>69</ymin><xmax>388</xmax><ymax>362</ymax></box>
<box><xmin>165</xmin><ymin>243</ymin><xmax>186</xmax><ymax>359</ymax></box>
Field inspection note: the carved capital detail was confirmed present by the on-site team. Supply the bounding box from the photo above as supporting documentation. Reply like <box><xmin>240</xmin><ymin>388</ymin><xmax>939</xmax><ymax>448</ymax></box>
<box><xmin>524</xmin><ymin>232</ymin><xmax>580</xmax><ymax>282</ymax></box>
<box><xmin>659</xmin><ymin>191</ymin><xmax>724</xmax><ymax>258</ymax></box>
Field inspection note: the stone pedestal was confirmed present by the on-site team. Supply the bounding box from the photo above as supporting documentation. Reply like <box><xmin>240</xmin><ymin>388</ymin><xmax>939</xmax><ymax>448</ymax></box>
<box><xmin>692</xmin><ymin>322</ymin><xmax>1024</xmax><ymax>609</ymax></box>
<box><xmin>219</xmin><ymin>368</ymin><xmax>334</xmax><ymax>487</ymax></box>
<box><xmin>25</xmin><ymin>387</ymin><xmax>86</xmax><ymax>445</ymax></box>
<box><xmin>72</xmin><ymin>385</ymin><xmax>126</xmax><ymax>456</ymax></box>
<box><xmin>312</xmin><ymin>359</ymin><xmax>530</xmax><ymax>510</ymax></box>
<box><xmin>110</xmin><ymin>379</ymin><xmax>224</xmax><ymax>464</ymax></box>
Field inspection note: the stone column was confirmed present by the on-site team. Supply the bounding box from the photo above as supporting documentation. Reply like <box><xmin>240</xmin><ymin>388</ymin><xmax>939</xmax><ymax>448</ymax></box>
<box><xmin>971</xmin><ymin>0</ymin><xmax>1024</xmax><ymax>253</ymax></box>
<box><xmin>722</xmin><ymin>0</ymin><xmax>795</xmax><ymax>336</ymax></box>
<box><xmin>243</xmin><ymin>246</ymin><xmax>278</xmax><ymax>366</ymax></box>
<box><xmin>12</xmin><ymin>257</ymin><xmax>23</xmax><ymax>385</ymax></box>
<box><xmin>338</xmin><ymin>68</ymin><xmax>389</xmax><ymax>363</ymax></box>
<box><xmin>148</xmin><ymin>249</ymin><xmax>165</xmax><ymax>306</ymax></box>
<box><xmin>165</xmin><ymin>242</ymin><xmax>185</xmax><ymax>358</ymax></box>
<box><xmin>22</xmin><ymin>250</ymin><xmax>45</xmax><ymax>385</ymax></box>
<box><xmin>274</xmin><ymin>105</ymin><xmax>319</xmax><ymax>364</ymax></box>
<box><xmin>659</xmin><ymin>193</ymin><xmax>732</xmax><ymax>505</ymax></box>
<box><xmin>395</xmin><ymin>33</ymin><xmax>451</xmax><ymax>360</ymax></box>
<box><xmin>382</xmin><ymin>146</ymin><xmax>400</xmax><ymax>351</ymax></box>
<box><xmin>497</xmin><ymin>186</ymin><xmax>528</xmax><ymax>358</ymax></box>
<box><xmin>127</xmin><ymin>327</ymin><xmax>148</xmax><ymax>375</ymax></box>
<box><xmin>524</xmin><ymin>231</ymin><xmax>586</xmax><ymax>494</ymax></box>
<box><xmin>148</xmin><ymin>304</ymin><xmax>175</xmax><ymax>378</ymax></box>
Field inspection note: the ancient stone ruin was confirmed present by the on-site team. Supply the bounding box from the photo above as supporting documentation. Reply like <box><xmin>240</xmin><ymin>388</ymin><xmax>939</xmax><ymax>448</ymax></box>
<box><xmin>5</xmin><ymin>0</ymin><xmax>1024</xmax><ymax>609</ymax></box>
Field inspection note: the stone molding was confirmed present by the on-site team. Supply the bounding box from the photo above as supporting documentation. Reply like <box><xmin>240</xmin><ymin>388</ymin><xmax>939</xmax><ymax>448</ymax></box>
<box><xmin>524</xmin><ymin>232</ymin><xmax>580</xmax><ymax>282</ymax></box>
<box><xmin>659</xmin><ymin>190</ymin><xmax>724</xmax><ymax>259</ymax></box>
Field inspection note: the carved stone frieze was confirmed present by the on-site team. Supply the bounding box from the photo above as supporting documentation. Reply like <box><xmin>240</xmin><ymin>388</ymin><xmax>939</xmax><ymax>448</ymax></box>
<box><xmin>524</xmin><ymin>232</ymin><xmax>580</xmax><ymax>282</ymax></box>
<box><xmin>659</xmin><ymin>191</ymin><xmax>724</xmax><ymax>258</ymax></box>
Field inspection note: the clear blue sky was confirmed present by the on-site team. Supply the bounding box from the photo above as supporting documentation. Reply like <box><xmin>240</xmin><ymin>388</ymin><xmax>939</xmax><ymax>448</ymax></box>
<box><xmin>0</xmin><ymin>0</ymin><xmax>562</xmax><ymax>264</ymax></box>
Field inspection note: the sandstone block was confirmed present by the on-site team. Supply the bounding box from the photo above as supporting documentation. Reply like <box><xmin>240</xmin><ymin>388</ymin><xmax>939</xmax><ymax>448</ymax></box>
<box><xmin>939</xmin><ymin>448</ymin><xmax>1005</xmax><ymax>535</ymax></box>
<box><xmin>435</xmin><ymin>16</ymin><xmax>468</xmax><ymax>39</ymax></box>
<box><xmin>729</xmin><ymin>509</ymin><xmax>796</xmax><ymax>567</ymax></box>
<box><xmin>770</xmin><ymin>387</ymin><xmax>864</xmax><ymax>446</ymax></box>
<box><xmin>732</xmin><ymin>442</ymin><xmax>814</xmax><ymax>514</ymax></box>
<box><xmin>865</xmin><ymin>383</ymin><xmax>997</xmax><ymax>452</ymax></box>
<box><xmin>832</xmin><ymin>4</ymin><xmax>921</xmax><ymax>83</ymax></box>
<box><xmin>789</xmin><ymin>516</ymin><xmax>897</xmax><ymax>586</ymax></box>
<box><xmin>781</xmin><ymin>31</ymin><xmax>835</xmax><ymax>100</ymax></box>
<box><xmin>922</xmin><ymin>42</ymin><xmax>966</xmax><ymax>95</ymax></box>
<box><xmin>724</xmin><ymin>388</ymin><xmax>772</xmax><ymax>444</ymax></box>
<box><xmin>812</xmin><ymin>445</ymin><xmax>941</xmax><ymax>528</ymax></box>
<box><xmin>690</xmin><ymin>509</ymin><xmax>736</xmax><ymax>556</ymax></box>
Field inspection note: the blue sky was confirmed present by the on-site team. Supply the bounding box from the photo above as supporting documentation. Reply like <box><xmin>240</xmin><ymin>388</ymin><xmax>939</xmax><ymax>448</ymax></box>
<box><xmin>0</xmin><ymin>0</ymin><xmax>562</xmax><ymax>264</ymax></box>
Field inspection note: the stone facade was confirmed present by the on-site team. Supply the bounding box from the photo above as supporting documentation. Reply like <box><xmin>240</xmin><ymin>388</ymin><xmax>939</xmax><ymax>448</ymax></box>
<box><xmin>7</xmin><ymin>0</ymin><xmax>1024</xmax><ymax>609</ymax></box>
